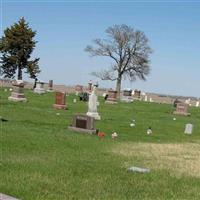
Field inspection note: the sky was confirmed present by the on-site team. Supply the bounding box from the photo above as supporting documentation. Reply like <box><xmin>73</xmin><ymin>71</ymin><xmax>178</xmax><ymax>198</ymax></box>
<box><xmin>1</xmin><ymin>0</ymin><xmax>200</xmax><ymax>97</ymax></box>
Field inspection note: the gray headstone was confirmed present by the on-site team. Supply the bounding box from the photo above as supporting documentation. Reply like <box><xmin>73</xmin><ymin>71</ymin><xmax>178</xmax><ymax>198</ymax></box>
<box><xmin>184</xmin><ymin>123</ymin><xmax>193</xmax><ymax>134</ymax></box>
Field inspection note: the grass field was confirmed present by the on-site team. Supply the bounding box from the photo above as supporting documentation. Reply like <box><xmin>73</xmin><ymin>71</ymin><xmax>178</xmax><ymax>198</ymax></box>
<box><xmin>1</xmin><ymin>88</ymin><xmax>200</xmax><ymax>200</ymax></box>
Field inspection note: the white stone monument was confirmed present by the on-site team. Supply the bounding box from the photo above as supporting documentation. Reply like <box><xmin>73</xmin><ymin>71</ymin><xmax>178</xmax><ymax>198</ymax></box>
<box><xmin>196</xmin><ymin>101</ymin><xmax>199</xmax><ymax>107</ymax></box>
<box><xmin>184</xmin><ymin>124</ymin><xmax>193</xmax><ymax>134</ymax></box>
<box><xmin>144</xmin><ymin>95</ymin><xmax>148</xmax><ymax>102</ymax></box>
<box><xmin>34</xmin><ymin>81</ymin><xmax>46</xmax><ymax>94</ymax></box>
<box><xmin>86</xmin><ymin>86</ymin><xmax>101</xmax><ymax>120</ymax></box>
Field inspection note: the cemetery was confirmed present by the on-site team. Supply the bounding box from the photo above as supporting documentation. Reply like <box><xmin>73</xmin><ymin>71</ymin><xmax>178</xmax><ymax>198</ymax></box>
<box><xmin>0</xmin><ymin>85</ymin><xmax>200</xmax><ymax>200</ymax></box>
<box><xmin>0</xmin><ymin>3</ymin><xmax>200</xmax><ymax>200</ymax></box>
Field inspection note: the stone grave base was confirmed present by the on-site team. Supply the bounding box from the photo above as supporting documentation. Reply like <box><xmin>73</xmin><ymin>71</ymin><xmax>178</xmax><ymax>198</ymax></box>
<box><xmin>68</xmin><ymin>126</ymin><xmax>97</xmax><ymax>135</ymax></box>
<box><xmin>133</xmin><ymin>97</ymin><xmax>141</xmax><ymax>101</ymax></box>
<box><xmin>105</xmin><ymin>98</ymin><xmax>117</xmax><ymax>104</ymax></box>
<box><xmin>86</xmin><ymin>112</ymin><xmax>101</xmax><ymax>120</ymax></box>
<box><xmin>8</xmin><ymin>92</ymin><xmax>27</xmax><ymax>102</ymax></box>
<box><xmin>53</xmin><ymin>104</ymin><xmax>67</xmax><ymax>110</ymax></box>
<box><xmin>120</xmin><ymin>96</ymin><xmax>133</xmax><ymax>103</ymax></box>
<box><xmin>173</xmin><ymin>111</ymin><xmax>191</xmax><ymax>116</ymax></box>
<box><xmin>47</xmin><ymin>89</ymin><xmax>53</xmax><ymax>92</ymax></box>
<box><xmin>34</xmin><ymin>88</ymin><xmax>46</xmax><ymax>94</ymax></box>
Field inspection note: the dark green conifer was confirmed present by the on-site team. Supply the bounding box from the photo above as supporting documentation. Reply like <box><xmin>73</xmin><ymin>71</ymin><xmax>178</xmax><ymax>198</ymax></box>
<box><xmin>0</xmin><ymin>17</ymin><xmax>40</xmax><ymax>80</ymax></box>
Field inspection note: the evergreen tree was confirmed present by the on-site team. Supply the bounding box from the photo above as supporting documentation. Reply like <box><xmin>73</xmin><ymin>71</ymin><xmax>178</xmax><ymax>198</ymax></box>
<box><xmin>0</xmin><ymin>17</ymin><xmax>40</xmax><ymax>80</ymax></box>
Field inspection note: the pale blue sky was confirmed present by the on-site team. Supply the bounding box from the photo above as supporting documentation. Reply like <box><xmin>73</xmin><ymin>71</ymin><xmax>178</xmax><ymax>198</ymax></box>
<box><xmin>1</xmin><ymin>1</ymin><xmax>200</xmax><ymax>97</ymax></box>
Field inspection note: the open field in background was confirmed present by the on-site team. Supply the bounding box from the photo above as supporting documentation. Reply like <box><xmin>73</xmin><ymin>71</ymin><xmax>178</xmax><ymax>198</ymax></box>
<box><xmin>0</xmin><ymin>88</ymin><xmax>200</xmax><ymax>200</ymax></box>
<box><xmin>1</xmin><ymin>79</ymin><xmax>199</xmax><ymax>106</ymax></box>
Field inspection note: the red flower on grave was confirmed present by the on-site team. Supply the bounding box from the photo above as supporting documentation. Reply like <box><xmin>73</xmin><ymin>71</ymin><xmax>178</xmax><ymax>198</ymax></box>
<box><xmin>98</xmin><ymin>132</ymin><xmax>105</xmax><ymax>138</ymax></box>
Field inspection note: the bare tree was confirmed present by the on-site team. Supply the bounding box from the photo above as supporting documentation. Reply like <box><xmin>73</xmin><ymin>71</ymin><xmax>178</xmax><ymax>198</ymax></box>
<box><xmin>85</xmin><ymin>24</ymin><xmax>152</xmax><ymax>96</ymax></box>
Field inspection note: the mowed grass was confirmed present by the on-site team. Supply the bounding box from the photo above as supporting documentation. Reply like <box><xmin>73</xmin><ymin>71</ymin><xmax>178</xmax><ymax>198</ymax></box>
<box><xmin>0</xmin><ymin>88</ymin><xmax>200</xmax><ymax>200</ymax></box>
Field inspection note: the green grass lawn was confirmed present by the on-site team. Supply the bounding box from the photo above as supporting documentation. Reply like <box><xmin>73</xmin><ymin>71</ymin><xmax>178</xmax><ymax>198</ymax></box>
<box><xmin>1</xmin><ymin>88</ymin><xmax>200</xmax><ymax>200</ymax></box>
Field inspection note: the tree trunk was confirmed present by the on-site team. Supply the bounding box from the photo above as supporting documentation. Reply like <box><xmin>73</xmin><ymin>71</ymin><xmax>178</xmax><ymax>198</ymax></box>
<box><xmin>115</xmin><ymin>76</ymin><xmax>122</xmax><ymax>98</ymax></box>
<box><xmin>17</xmin><ymin>67</ymin><xmax>22</xmax><ymax>80</ymax></box>
<box><xmin>33</xmin><ymin>78</ymin><xmax>37</xmax><ymax>89</ymax></box>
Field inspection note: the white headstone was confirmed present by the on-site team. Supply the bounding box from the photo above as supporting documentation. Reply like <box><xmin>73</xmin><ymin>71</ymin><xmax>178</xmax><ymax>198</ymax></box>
<box><xmin>184</xmin><ymin>124</ymin><xmax>193</xmax><ymax>134</ymax></box>
<box><xmin>102</xmin><ymin>93</ymin><xmax>107</xmax><ymax>97</ymax></box>
<box><xmin>34</xmin><ymin>82</ymin><xmax>46</xmax><ymax>94</ymax></box>
<box><xmin>144</xmin><ymin>95</ymin><xmax>148</xmax><ymax>102</ymax></box>
<box><xmin>149</xmin><ymin>98</ymin><xmax>154</xmax><ymax>102</ymax></box>
<box><xmin>185</xmin><ymin>98</ymin><xmax>191</xmax><ymax>104</ymax></box>
<box><xmin>86</xmin><ymin>86</ymin><xmax>101</xmax><ymax>120</ymax></box>
<box><xmin>196</xmin><ymin>101</ymin><xmax>199</xmax><ymax>107</ymax></box>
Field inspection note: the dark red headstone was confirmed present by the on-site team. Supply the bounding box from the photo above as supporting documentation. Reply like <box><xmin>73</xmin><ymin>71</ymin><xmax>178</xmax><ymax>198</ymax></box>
<box><xmin>53</xmin><ymin>91</ymin><xmax>67</xmax><ymax>109</ymax></box>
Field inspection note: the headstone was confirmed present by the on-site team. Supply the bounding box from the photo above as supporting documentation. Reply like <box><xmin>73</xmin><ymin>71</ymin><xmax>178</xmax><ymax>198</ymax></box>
<box><xmin>105</xmin><ymin>90</ymin><xmax>118</xmax><ymax>104</ymax></box>
<box><xmin>34</xmin><ymin>81</ymin><xmax>45</xmax><ymax>94</ymax></box>
<box><xmin>86</xmin><ymin>86</ymin><xmax>101</xmax><ymax>120</ymax></box>
<box><xmin>173</xmin><ymin>103</ymin><xmax>191</xmax><ymax>116</ymax></box>
<box><xmin>53</xmin><ymin>91</ymin><xmax>67</xmax><ymax>109</ymax></box>
<box><xmin>196</xmin><ymin>101</ymin><xmax>199</xmax><ymax>107</ymax></box>
<box><xmin>121</xmin><ymin>89</ymin><xmax>133</xmax><ymax>102</ymax></box>
<box><xmin>133</xmin><ymin>90</ymin><xmax>141</xmax><ymax>100</ymax></box>
<box><xmin>47</xmin><ymin>80</ymin><xmax>53</xmax><ymax>92</ymax></box>
<box><xmin>144</xmin><ymin>95</ymin><xmax>148</xmax><ymax>102</ymax></box>
<box><xmin>185</xmin><ymin>98</ymin><xmax>191</xmax><ymax>105</ymax></box>
<box><xmin>123</xmin><ymin>90</ymin><xmax>132</xmax><ymax>96</ymax></box>
<box><xmin>173</xmin><ymin>99</ymin><xmax>182</xmax><ymax>108</ymax></box>
<box><xmin>184</xmin><ymin>123</ymin><xmax>193</xmax><ymax>134</ymax></box>
<box><xmin>8</xmin><ymin>80</ymin><xmax>27</xmax><ymax>102</ymax></box>
<box><xmin>150</xmin><ymin>98</ymin><xmax>154</xmax><ymax>102</ymax></box>
<box><xmin>68</xmin><ymin>114</ymin><xmax>97</xmax><ymax>134</ymax></box>
<box><xmin>75</xmin><ymin>85</ymin><xmax>83</xmax><ymax>95</ymax></box>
